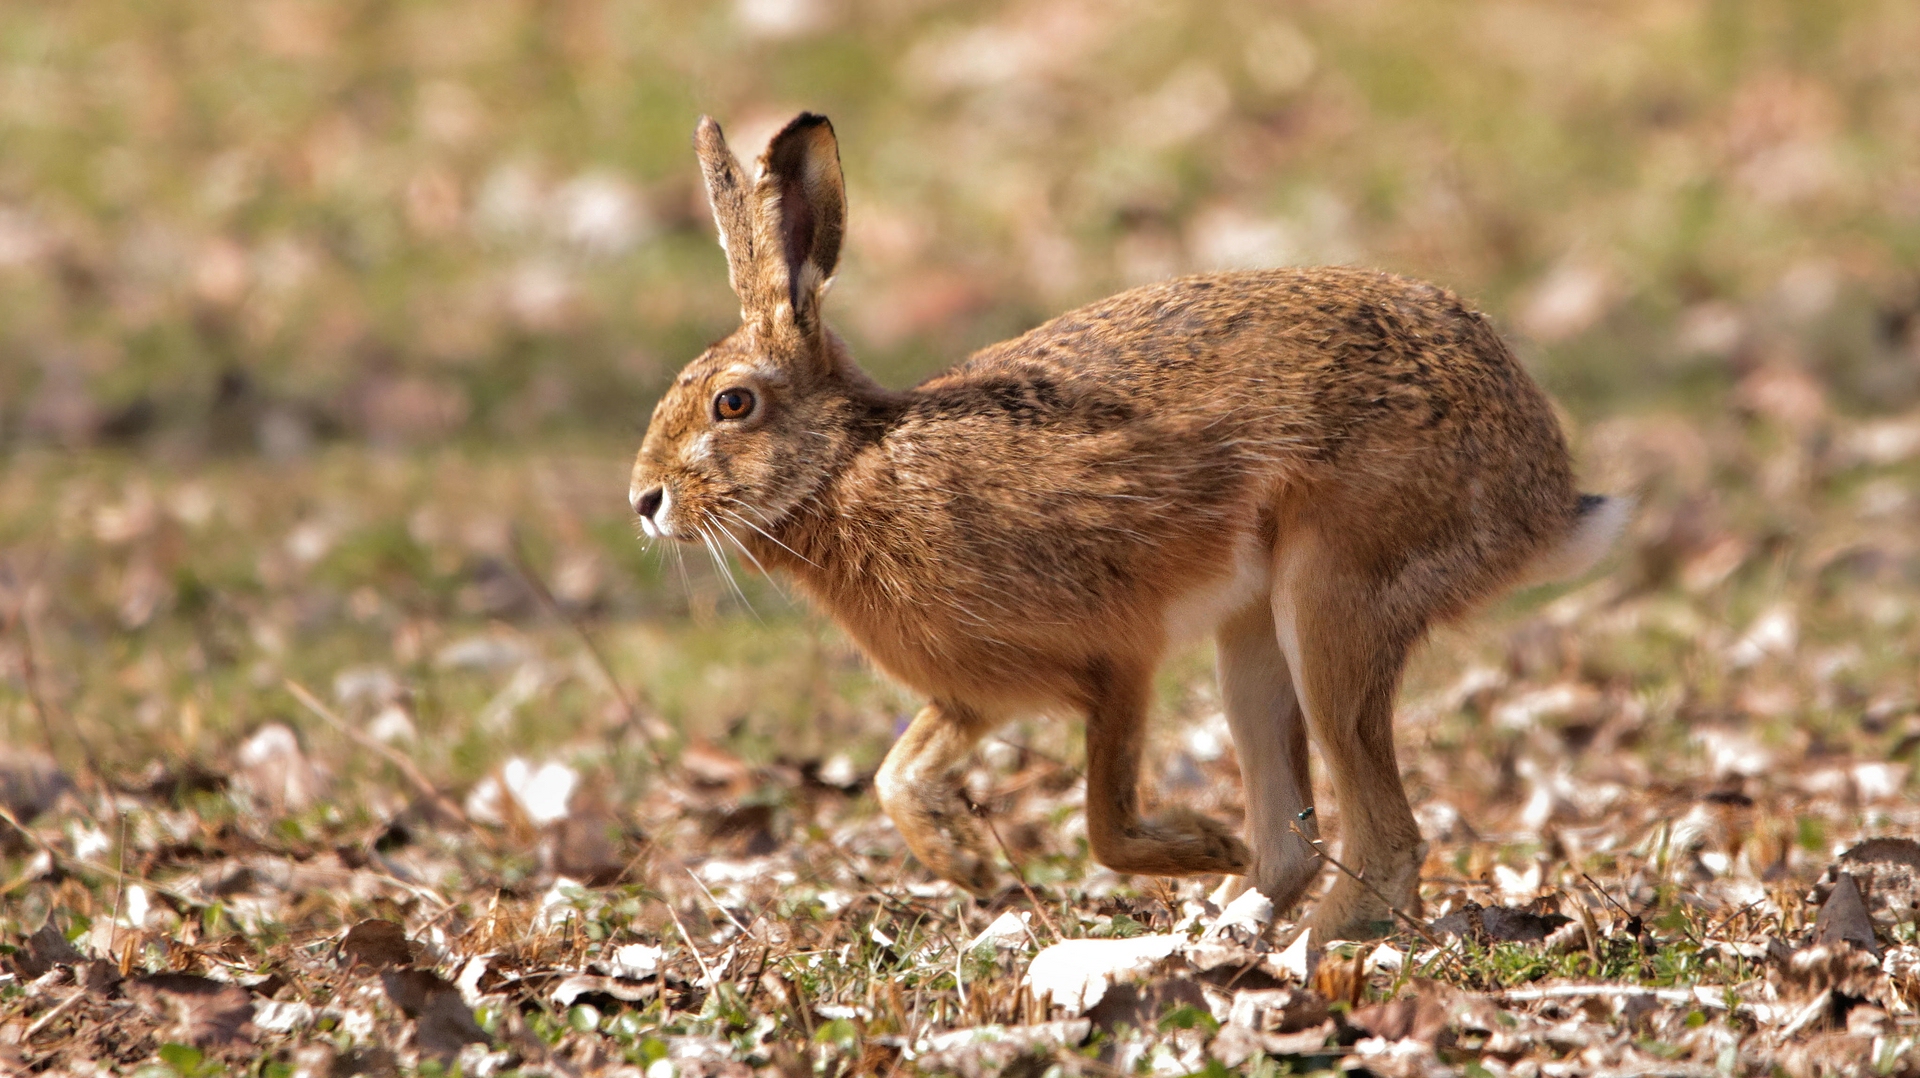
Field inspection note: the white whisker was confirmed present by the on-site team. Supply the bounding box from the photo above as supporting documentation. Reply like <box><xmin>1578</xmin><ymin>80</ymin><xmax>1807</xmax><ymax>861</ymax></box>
<box><xmin>698</xmin><ymin>524</ymin><xmax>761</xmax><ymax>622</ymax></box>
<box><xmin>720</xmin><ymin>506</ymin><xmax>817</xmax><ymax>568</ymax></box>
<box><xmin>713</xmin><ymin>520</ymin><xmax>774</xmax><ymax>579</ymax></box>
<box><xmin>669</xmin><ymin>540</ymin><xmax>695</xmax><ymax>605</ymax></box>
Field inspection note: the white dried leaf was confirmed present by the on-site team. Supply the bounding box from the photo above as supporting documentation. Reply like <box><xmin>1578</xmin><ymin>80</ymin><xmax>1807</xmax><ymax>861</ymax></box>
<box><xmin>609</xmin><ymin>944</ymin><xmax>664</xmax><ymax>980</ymax></box>
<box><xmin>1269</xmin><ymin>929</ymin><xmax>1318</xmax><ymax>982</ymax></box>
<box><xmin>1023</xmin><ymin>934</ymin><xmax>1182</xmax><ymax>1015</ymax></box>
<box><xmin>968</xmin><ymin>911</ymin><xmax>1033</xmax><ymax>951</ymax></box>
<box><xmin>501</xmin><ymin>757</ymin><xmax>576</xmax><ymax>826</ymax></box>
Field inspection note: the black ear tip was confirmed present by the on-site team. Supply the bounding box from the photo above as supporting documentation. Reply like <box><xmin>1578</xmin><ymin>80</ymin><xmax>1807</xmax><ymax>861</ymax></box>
<box><xmin>777</xmin><ymin>112</ymin><xmax>835</xmax><ymax>141</ymax></box>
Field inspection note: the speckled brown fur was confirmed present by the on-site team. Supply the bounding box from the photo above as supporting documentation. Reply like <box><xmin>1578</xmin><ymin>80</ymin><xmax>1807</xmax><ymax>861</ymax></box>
<box><xmin>631</xmin><ymin>114</ymin><xmax>1623</xmax><ymax>939</ymax></box>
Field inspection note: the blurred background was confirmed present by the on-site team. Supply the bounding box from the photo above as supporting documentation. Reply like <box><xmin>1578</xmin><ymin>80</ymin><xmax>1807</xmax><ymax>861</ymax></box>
<box><xmin>4</xmin><ymin>0</ymin><xmax>1917</xmax><ymax>452</ymax></box>
<box><xmin>6</xmin><ymin>9</ymin><xmax>1920</xmax><ymax>1068</ymax></box>
<box><xmin>1</xmin><ymin>0</ymin><xmax>1917</xmax><ymax>800</ymax></box>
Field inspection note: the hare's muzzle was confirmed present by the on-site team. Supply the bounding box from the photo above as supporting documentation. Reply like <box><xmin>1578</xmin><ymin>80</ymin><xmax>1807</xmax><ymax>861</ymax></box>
<box><xmin>631</xmin><ymin>485</ymin><xmax>666</xmax><ymax>537</ymax></box>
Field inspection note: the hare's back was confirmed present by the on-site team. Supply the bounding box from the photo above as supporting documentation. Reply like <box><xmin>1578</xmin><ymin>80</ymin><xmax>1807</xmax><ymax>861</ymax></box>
<box><xmin>915</xmin><ymin>267</ymin><xmax>1566</xmax><ymax>466</ymax></box>
<box><xmin>896</xmin><ymin>267</ymin><xmax>1577</xmax><ymax>570</ymax></box>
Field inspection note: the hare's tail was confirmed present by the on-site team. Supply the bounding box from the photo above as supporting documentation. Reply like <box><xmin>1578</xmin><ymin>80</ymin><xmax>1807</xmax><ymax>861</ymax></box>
<box><xmin>1517</xmin><ymin>493</ymin><xmax>1634</xmax><ymax>587</ymax></box>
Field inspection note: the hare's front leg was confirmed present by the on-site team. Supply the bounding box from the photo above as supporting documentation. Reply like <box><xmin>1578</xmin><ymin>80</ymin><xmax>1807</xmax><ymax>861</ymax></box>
<box><xmin>1215</xmin><ymin>602</ymin><xmax>1323</xmax><ymax>911</ymax></box>
<box><xmin>875</xmin><ymin>702</ymin><xmax>1000</xmax><ymax>895</ymax></box>
<box><xmin>1083</xmin><ymin>661</ymin><xmax>1250</xmax><ymax>877</ymax></box>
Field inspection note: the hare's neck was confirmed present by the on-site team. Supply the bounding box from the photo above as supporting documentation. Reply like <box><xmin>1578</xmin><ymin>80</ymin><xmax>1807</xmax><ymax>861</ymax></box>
<box><xmin>748</xmin><ymin>385</ymin><xmax>907</xmax><ymax>583</ymax></box>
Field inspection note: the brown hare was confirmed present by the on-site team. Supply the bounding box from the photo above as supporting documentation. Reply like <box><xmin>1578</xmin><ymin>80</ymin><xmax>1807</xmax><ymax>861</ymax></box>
<box><xmin>629</xmin><ymin>112</ymin><xmax>1626</xmax><ymax>940</ymax></box>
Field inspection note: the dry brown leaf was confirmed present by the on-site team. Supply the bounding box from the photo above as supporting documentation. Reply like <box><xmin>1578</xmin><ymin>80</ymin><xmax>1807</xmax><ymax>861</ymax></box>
<box><xmin>1224</xmin><ymin>986</ymin><xmax>1331</xmax><ymax>1034</ymax></box>
<box><xmin>330</xmin><ymin>1045</ymin><xmax>401</xmax><ymax>1077</ymax></box>
<box><xmin>1811</xmin><ymin>874</ymin><xmax>1877</xmax><ymax>955</ymax></box>
<box><xmin>1310</xmin><ymin>951</ymin><xmax>1366</xmax><ymax>1008</ymax></box>
<box><xmin>125</xmin><ymin>973</ymin><xmax>257</xmax><ymax>1047</ymax></box>
<box><xmin>1431</xmin><ymin>902</ymin><xmax>1572</xmax><ymax>944</ymax></box>
<box><xmin>1082</xmin><ymin>977</ymin><xmax>1211</xmax><ymax>1035</ymax></box>
<box><xmin>340</xmin><ymin>919</ymin><xmax>417</xmax><ymax>969</ymax></box>
<box><xmin>380</xmin><ymin>968</ymin><xmax>490</xmax><ymax>1062</ymax></box>
<box><xmin>1211</xmin><ymin>1018</ymin><xmax>1338</xmax><ymax>1066</ymax></box>
<box><xmin>8</xmin><ymin>920</ymin><xmax>85</xmax><ymax>979</ymax></box>
<box><xmin>1348</xmin><ymin>994</ymin><xmax>1451</xmax><ymax>1045</ymax></box>
<box><xmin>1841</xmin><ymin>837</ymin><xmax>1920</xmax><ymax>871</ymax></box>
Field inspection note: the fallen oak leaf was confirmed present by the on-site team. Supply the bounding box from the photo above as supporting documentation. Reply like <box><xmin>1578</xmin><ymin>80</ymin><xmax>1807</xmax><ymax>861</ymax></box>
<box><xmin>1812</xmin><ymin>873</ymin><xmax>1877</xmax><ymax>955</ymax></box>
<box><xmin>1211</xmin><ymin>1019</ymin><xmax>1338</xmax><ymax>1067</ymax></box>
<box><xmin>1347</xmin><ymin>994</ymin><xmax>1451</xmax><ymax>1044</ymax></box>
<box><xmin>1186</xmin><ymin>889</ymin><xmax>1274</xmax><ymax>971</ymax></box>
<box><xmin>125</xmin><ymin>973</ymin><xmax>257</xmax><ymax>1047</ymax></box>
<box><xmin>340</xmin><ymin>919</ymin><xmax>417</xmax><ymax>970</ymax></box>
<box><xmin>1431</xmin><ymin>901</ymin><xmax>1571</xmax><ymax>944</ymax></box>
<box><xmin>1224</xmin><ymin>986</ymin><xmax>1331</xmax><ymax>1034</ymax></box>
<box><xmin>1840</xmin><ymin>837</ymin><xmax>1920</xmax><ymax>871</ymax></box>
<box><xmin>381</xmin><ymin>968</ymin><xmax>490</xmax><ymax>1063</ymax></box>
<box><xmin>331</xmin><ymin>1045</ymin><xmax>401</xmax><ymax>1077</ymax></box>
<box><xmin>7</xmin><ymin>919</ymin><xmax>85</xmax><ymax>979</ymax></box>
<box><xmin>1082</xmin><ymin>977</ymin><xmax>1212</xmax><ymax>1036</ymax></box>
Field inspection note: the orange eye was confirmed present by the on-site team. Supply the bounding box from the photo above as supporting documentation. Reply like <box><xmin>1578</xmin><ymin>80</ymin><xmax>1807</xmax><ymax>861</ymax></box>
<box><xmin>713</xmin><ymin>387</ymin><xmax>756</xmax><ymax>421</ymax></box>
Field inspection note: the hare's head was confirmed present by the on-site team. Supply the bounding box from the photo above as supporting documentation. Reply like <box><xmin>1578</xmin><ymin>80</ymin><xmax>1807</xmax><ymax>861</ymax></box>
<box><xmin>630</xmin><ymin>113</ymin><xmax>862</xmax><ymax>544</ymax></box>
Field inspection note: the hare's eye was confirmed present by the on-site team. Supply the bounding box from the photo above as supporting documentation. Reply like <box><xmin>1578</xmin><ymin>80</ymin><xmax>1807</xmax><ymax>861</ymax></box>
<box><xmin>713</xmin><ymin>387</ymin><xmax>756</xmax><ymax>421</ymax></box>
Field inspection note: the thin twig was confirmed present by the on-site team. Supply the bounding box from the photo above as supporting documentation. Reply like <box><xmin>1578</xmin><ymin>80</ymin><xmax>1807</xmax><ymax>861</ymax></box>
<box><xmin>106</xmin><ymin>812</ymin><xmax>128</xmax><ymax>961</ymax></box>
<box><xmin>1287</xmin><ymin>820</ymin><xmax>1448</xmax><ymax>951</ymax></box>
<box><xmin>1494</xmin><ymin>983</ymin><xmax>1728</xmax><ymax>1007</ymax></box>
<box><xmin>1581</xmin><ymin>871</ymin><xmax>1639</xmax><ymax>921</ymax></box>
<box><xmin>686</xmin><ymin>867</ymin><xmax>751</xmax><ymax>936</ymax></box>
<box><xmin>665</xmin><ymin>900</ymin><xmax>718</xmax><ymax>989</ymax></box>
<box><xmin>1704</xmin><ymin>897</ymin><xmax>1764</xmax><ymax>940</ymax></box>
<box><xmin>952</xmin><ymin>934</ymin><xmax>968</xmax><ymax>1011</ymax></box>
<box><xmin>23</xmin><ymin>986</ymin><xmax>87</xmax><ymax>1042</ymax></box>
<box><xmin>507</xmin><ymin>528</ymin><xmax>670</xmax><ymax>771</ymax></box>
<box><xmin>974</xmin><ymin>800</ymin><xmax>1063</xmax><ymax>943</ymax></box>
<box><xmin>283</xmin><ymin>679</ymin><xmax>474</xmax><ymax>833</ymax></box>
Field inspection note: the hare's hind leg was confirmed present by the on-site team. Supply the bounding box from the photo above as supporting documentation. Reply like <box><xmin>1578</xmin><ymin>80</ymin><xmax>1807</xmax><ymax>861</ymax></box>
<box><xmin>1082</xmin><ymin>659</ymin><xmax>1250</xmax><ymax>878</ymax></box>
<box><xmin>1273</xmin><ymin>540</ymin><xmax>1426</xmax><ymax>941</ymax></box>
<box><xmin>1215</xmin><ymin>602</ymin><xmax>1323</xmax><ymax>912</ymax></box>
<box><xmin>876</xmin><ymin>702</ymin><xmax>1000</xmax><ymax>896</ymax></box>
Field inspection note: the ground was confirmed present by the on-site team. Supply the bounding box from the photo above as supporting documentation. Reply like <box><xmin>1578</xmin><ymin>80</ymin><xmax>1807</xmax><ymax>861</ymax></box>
<box><xmin>4</xmin><ymin>0</ymin><xmax>1920</xmax><ymax>1074</ymax></box>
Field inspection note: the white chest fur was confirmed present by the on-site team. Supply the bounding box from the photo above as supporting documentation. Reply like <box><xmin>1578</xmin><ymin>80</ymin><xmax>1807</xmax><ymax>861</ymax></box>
<box><xmin>1160</xmin><ymin>536</ymin><xmax>1272</xmax><ymax>648</ymax></box>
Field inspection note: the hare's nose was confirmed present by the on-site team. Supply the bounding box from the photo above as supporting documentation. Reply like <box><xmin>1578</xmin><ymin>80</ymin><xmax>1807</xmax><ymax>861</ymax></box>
<box><xmin>633</xmin><ymin>486</ymin><xmax>664</xmax><ymax>520</ymax></box>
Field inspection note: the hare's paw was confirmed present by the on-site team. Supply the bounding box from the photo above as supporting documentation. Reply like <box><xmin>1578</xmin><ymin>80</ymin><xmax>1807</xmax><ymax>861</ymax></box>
<box><xmin>1299</xmin><ymin>840</ymin><xmax>1424</xmax><ymax>942</ymax></box>
<box><xmin>1147</xmin><ymin>808</ymin><xmax>1252</xmax><ymax>874</ymax></box>
<box><xmin>913</xmin><ymin>829</ymin><xmax>1001</xmax><ymax>897</ymax></box>
<box><xmin>878</xmin><ymin>789</ymin><xmax>1002</xmax><ymax>896</ymax></box>
<box><xmin>1299</xmin><ymin>888</ymin><xmax>1395</xmax><ymax>942</ymax></box>
<box><xmin>1094</xmin><ymin>808</ymin><xmax>1250</xmax><ymax>877</ymax></box>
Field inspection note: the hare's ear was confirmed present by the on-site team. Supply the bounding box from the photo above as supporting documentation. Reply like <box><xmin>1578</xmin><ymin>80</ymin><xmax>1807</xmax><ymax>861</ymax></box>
<box><xmin>752</xmin><ymin>112</ymin><xmax>845</xmax><ymax>335</ymax></box>
<box><xmin>694</xmin><ymin>117</ymin><xmax>761</xmax><ymax>307</ymax></box>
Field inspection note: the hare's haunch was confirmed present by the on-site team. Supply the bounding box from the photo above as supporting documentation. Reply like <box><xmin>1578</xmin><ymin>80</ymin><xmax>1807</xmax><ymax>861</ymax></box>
<box><xmin>630</xmin><ymin>113</ymin><xmax>1626</xmax><ymax>939</ymax></box>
